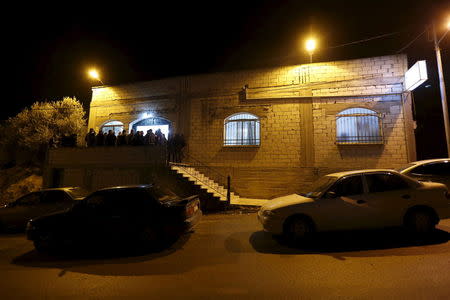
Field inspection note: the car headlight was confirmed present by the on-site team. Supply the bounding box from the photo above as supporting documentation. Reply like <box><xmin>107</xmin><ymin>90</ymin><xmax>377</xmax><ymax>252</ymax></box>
<box><xmin>261</xmin><ymin>210</ymin><xmax>275</xmax><ymax>218</ymax></box>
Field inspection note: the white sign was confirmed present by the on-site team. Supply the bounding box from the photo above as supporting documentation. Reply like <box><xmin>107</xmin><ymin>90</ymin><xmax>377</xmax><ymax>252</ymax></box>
<box><xmin>405</xmin><ymin>60</ymin><xmax>428</xmax><ymax>91</ymax></box>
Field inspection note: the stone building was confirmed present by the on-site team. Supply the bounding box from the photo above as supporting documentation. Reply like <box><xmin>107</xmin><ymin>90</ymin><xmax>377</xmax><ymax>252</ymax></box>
<box><xmin>47</xmin><ymin>54</ymin><xmax>416</xmax><ymax>200</ymax></box>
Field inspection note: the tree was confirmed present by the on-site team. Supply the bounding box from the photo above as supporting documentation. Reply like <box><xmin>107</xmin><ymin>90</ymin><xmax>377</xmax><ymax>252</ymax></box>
<box><xmin>1</xmin><ymin>97</ymin><xmax>86</xmax><ymax>162</ymax></box>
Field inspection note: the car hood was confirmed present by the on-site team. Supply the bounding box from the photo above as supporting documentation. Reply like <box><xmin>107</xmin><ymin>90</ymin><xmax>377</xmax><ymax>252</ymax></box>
<box><xmin>419</xmin><ymin>181</ymin><xmax>448</xmax><ymax>190</ymax></box>
<box><xmin>261</xmin><ymin>194</ymin><xmax>315</xmax><ymax>211</ymax></box>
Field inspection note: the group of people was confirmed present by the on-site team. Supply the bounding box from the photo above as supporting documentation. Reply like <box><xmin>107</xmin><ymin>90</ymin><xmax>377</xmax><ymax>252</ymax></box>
<box><xmin>85</xmin><ymin>128</ymin><xmax>167</xmax><ymax>147</ymax></box>
<box><xmin>84</xmin><ymin>128</ymin><xmax>186</xmax><ymax>162</ymax></box>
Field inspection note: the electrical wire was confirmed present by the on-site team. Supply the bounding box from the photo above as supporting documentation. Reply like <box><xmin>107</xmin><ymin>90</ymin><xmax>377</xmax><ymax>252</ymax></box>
<box><xmin>395</xmin><ymin>28</ymin><xmax>428</xmax><ymax>54</ymax></box>
<box><xmin>327</xmin><ymin>31</ymin><xmax>402</xmax><ymax>49</ymax></box>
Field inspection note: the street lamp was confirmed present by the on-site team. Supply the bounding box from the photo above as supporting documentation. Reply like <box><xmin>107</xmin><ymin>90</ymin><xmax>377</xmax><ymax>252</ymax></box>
<box><xmin>88</xmin><ymin>69</ymin><xmax>104</xmax><ymax>85</ymax></box>
<box><xmin>432</xmin><ymin>19</ymin><xmax>450</xmax><ymax>157</ymax></box>
<box><xmin>305</xmin><ymin>38</ymin><xmax>317</xmax><ymax>63</ymax></box>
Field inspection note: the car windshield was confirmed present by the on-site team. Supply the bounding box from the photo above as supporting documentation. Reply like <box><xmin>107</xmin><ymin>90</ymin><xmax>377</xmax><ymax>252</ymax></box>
<box><xmin>302</xmin><ymin>176</ymin><xmax>338</xmax><ymax>198</ymax></box>
<box><xmin>397</xmin><ymin>163</ymin><xmax>416</xmax><ymax>172</ymax></box>
<box><xmin>151</xmin><ymin>185</ymin><xmax>179</xmax><ymax>202</ymax></box>
<box><xmin>66</xmin><ymin>187</ymin><xmax>90</xmax><ymax>199</ymax></box>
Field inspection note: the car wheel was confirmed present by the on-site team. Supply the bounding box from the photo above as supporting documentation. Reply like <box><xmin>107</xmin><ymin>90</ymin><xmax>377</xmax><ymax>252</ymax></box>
<box><xmin>284</xmin><ymin>215</ymin><xmax>315</xmax><ymax>244</ymax></box>
<box><xmin>405</xmin><ymin>209</ymin><xmax>437</xmax><ymax>235</ymax></box>
<box><xmin>33</xmin><ymin>232</ymin><xmax>56</xmax><ymax>253</ymax></box>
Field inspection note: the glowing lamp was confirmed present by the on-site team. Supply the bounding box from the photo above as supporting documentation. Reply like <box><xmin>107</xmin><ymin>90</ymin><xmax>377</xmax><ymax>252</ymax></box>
<box><xmin>305</xmin><ymin>39</ymin><xmax>317</xmax><ymax>53</ymax></box>
<box><xmin>88</xmin><ymin>69</ymin><xmax>103</xmax><ymax>85</ymax></box>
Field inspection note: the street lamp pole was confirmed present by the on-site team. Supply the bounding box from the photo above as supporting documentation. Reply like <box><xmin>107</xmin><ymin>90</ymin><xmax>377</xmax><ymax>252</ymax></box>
<box><xmin>432</xmin><ymin>22</ymin><xmax>450</xmax><ymax>157</ymax></box>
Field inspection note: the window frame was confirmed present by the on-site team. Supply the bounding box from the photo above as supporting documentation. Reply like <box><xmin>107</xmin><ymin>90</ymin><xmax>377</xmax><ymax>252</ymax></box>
<box><xmin>335</xmin><ymin>107</ymin><xmax>383</xmax><ymax>145</ymax></box>
<box><xmin>363</xmin><ymin>172</ymin><xmax>411</xmax><ymax>194</ymax></box>
<box><xmin>101</xmin><ymin>120</ymin><xmax>124</xmax><ymax>136</ymax></box>
<box><xmin>14</xmin><ymin>192</ymin><xmax>42</xmax><ymax>207</ymax></box>
<box><xmin>409</xmin><ymin>161</ymin><xmax>450</xmax><ymax>176</ymax></box>
<box><xmin>327</xmin><ymin>175</ymin><xmax>365</xmax><ymax>197</ymax></box>
<box><xmin>223</xmin><ymin>112</ymin><xmax>261</xmax><ymax>147</ymax></box>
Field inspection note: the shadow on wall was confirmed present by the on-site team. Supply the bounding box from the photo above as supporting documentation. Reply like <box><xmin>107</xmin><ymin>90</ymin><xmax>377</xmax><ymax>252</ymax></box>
<box><xmin>213</xmin><ymin>146</ymin><xmax>258</xmax><ymax>163</ymax></box>
<box><xmin>321</xmin><ymin>100</ymin><xmax>406</xmax><ymax>170</ymax></box>
<box><xmin>336</xmin><ymin>144</ymin><xmax>384</xmax><ymax>164</ymax></box>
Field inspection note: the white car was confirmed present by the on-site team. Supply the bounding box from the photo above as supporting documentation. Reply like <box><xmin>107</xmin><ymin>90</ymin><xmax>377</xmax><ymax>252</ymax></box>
<box><xmin>398</xmin><ymin>158</ymin><xmax>450</xmax><ymax>188</ymax></box>
<box><xmin>258</xmin><ymin>170</ymin><xmax>450</xmax><ymax>242</ymax></box>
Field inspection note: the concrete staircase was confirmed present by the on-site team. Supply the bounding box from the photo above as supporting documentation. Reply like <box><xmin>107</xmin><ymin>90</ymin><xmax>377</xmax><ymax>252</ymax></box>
<box><xmin>170</xmin><ymin>163</ymin><xmax>268</xmax><ymax>206</ymax></box>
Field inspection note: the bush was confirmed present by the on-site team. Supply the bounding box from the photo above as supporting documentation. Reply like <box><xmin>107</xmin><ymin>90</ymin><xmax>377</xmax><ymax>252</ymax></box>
<box><xmin>1</xmin><ymin>97</ymin><xmax>86</xmax><ymax>163</ymax></box>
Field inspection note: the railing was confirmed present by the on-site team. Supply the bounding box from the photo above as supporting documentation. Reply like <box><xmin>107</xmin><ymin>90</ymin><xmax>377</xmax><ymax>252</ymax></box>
<box><xmin>170</xmin><ymin>153</ymin><xmax>231</xmax><ymax>204</ymax></box>
<box><xmin>336</xmin><ymin>135</ymin><xmax>383</xmax><ymax>144</ymax></box>
<box><xmin>223</xmin><ymin>138</ymin><xmax>260</xmax><ymax>146</ymax></box>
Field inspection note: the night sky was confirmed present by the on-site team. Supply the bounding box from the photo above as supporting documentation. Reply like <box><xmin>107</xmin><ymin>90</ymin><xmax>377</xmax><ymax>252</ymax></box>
<box><xmin>5</xmin><ymin>0</ymin><xmax>450</xmax><ymax>158</ymax></box>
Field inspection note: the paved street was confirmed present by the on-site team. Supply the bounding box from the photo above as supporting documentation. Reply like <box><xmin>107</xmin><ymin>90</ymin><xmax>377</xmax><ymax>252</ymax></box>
<box><xmin>1</xmin><ymin>213</ymin><xmax>450</xmax><ymax>299</ymax></box>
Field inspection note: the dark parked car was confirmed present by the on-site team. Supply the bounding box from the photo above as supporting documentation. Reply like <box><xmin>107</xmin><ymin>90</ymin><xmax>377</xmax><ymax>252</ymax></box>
<box><xmin>0</xmin><ymin>187</ymin><xmax>88</xmax><ymax>232</ymax></box>
<box><xmin>399</xmin><ymin>158</ymin><xmax>450</xmax><ymax>188</ymax></box>
<box><xmin>26</xmin><ymin>185</ymin><xmax>202</xmax><ymax>253</ymax></box>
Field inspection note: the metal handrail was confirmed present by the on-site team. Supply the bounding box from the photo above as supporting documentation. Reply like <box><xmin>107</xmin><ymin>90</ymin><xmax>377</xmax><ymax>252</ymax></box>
<box><xmin>173</xmin><ymin>164</ymin><xmax>229</xmax><ymax>199</ymax></box>
<box><xmin>183</xmin><ymin>153</ymin><xmax>228</xmax><ymax>182</ymax></box>
<box><xmin>170</xmin><ymin>152</ymin><xmax>232</xmax><ymax>203</ymax></box>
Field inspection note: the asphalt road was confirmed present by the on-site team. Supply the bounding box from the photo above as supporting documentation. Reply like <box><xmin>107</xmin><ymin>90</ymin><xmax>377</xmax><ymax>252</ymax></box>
<box><xmin>1</xmin><ymin>212</ymin><xmax>450</xmax><ymax>299</ymax></box>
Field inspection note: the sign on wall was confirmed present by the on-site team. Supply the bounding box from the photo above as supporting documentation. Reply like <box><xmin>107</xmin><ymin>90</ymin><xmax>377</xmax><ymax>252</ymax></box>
<box><xmin>404</xmin><ymin>60</ymin><xmax>428</xmax><ymax>91</ymax></box>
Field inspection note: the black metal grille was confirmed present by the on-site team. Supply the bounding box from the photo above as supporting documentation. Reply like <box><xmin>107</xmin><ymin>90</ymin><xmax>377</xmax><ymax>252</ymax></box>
<box><xmin>224</xmin><ymin>113</ymin><xmax>260</xmax><ymax>146</ymax></box>
<box><xmin>336</xmin><ymin>108</ymin><xmax>383</xmax><ymax>145</ymax></box>
<box><xmin>224</xmin><ymin>138</ymin><xmax>260</xmax><ymax>146</ymax></box>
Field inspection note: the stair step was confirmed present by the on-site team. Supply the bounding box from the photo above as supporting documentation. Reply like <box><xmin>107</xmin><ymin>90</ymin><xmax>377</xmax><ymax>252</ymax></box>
<box><xmin>171</xmin><ymin>164</ymin><xmax>240</xmax><ymax>200</ymax></box>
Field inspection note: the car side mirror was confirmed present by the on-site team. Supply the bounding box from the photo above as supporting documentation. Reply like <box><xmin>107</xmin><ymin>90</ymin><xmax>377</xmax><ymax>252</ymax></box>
<box><xmin>325</xmin><ymin>191</ymin><xmax>337</xmax><ymax>199</ymax></box>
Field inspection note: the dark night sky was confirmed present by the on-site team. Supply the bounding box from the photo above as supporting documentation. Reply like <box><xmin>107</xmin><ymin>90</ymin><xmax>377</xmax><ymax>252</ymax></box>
<box><xmin>4</xmin><ymin>0</ymin><xmax>450</xmax><ymax>158</ymax></box>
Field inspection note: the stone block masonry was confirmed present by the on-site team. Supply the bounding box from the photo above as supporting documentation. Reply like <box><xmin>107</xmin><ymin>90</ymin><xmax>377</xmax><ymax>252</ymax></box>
<box><xmin>83</xmin><ymin>54</ymin><xmax>415</xmax><ymax>198</ymax></box>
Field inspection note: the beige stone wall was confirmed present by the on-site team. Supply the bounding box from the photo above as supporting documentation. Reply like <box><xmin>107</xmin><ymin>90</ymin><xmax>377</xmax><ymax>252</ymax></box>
<box><xmin>312</xmin><ymin>95</ymin><xmax>408</xmax><ymax>173</ymax></box>
<box><xmin>85</xmin><ymin>54</ymin><xmax>414</xmax><ymax>198</ymax></box>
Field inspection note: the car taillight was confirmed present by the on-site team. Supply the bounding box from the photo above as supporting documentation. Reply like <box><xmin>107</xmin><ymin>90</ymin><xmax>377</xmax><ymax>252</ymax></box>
<box><xmin>185</xmin><ymin>200</ymin><xmax>199</xmax><ymax>217</ymax></box>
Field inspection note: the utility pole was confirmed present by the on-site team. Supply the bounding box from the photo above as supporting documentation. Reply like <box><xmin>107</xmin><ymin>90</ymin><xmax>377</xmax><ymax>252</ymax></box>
<box><xmin>432</xmin><ymin>22</ymin><xmax>450</xmax><ymax>157</ymax></box>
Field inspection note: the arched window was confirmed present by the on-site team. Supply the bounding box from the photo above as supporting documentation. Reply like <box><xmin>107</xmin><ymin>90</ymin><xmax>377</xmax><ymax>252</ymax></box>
<box><xmin>101</xmin><ymin>121</ymin><xmax>123</xmax><ymax>136</ymax></box>
<box><xmin>130</xmin><ymin>117</ymin><xmax>171</xmax><ymax>138</ymax></box>
<box><xmin>224</xmin><ymin>113</ymin><xmax>260</xmax><ymax>146</ymax></box>
<box><xmin>336</xmin><ymin>108</ymin><xmax>382</xmax><ymax>144</ymax></box>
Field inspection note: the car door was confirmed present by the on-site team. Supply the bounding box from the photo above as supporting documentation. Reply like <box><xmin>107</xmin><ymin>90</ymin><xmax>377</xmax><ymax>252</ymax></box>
<box><xmin>68</xmin><ymin>191</ymin><xmax>110</xmax><ymax>243</ymax></box>
<box><xmin>318</xmin><ymin>175</ymin><xmax>374</xmax><ymax>230</ymax></box>
<box><xmin>73</xmin><ymin>190</ymin><xmax>130</xmax><ymax>243</ymax></box>
<box><xmin>0</xmin><ymin>192</ymin><xmax>42</xmax><ymax>228</ymax></box>
<box><xmin>99</xmin><ymin>189</ymin><xmax>140</xmax><ymax>241</ymax></box>
<box><xmin>39</xmin><ymin>190</ymin><xmax>74</xmax><ymax>215</ymax></box>
<box><xmin>363</xmin><ymin>172</ymin><xmax>413</xmax><ymax>227</ymax></box>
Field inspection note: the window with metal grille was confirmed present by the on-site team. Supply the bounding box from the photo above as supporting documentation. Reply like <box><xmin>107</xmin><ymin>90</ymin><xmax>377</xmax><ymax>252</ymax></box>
<box><xmin>101</xmin><ymin>120</ymin><xmax>124</xmax><ymax>136</ymax></box>
<box><xmin>336</xmin><ymin>108</ymin><xmax>383</xmax><ymax>144</ymax></box>
<box><xmin>224</xmin><ymin>113</ymin><xmax>260</xmax><ymax>146</ymax></box>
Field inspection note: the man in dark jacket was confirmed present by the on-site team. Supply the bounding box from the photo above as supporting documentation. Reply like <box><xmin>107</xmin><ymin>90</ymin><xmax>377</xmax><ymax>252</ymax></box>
<box><xmin>105</xmin><ymin>130</ymin><xmax>117</xmax><ymax>146</ymax></box>
<box><xmin>85</xmin><ymin>128</ymin><xmax>96</xmax><ymax>147</ymax></box>
<box><xmin>117</xmin><ymin>130</ymin><xmax>127</xmax><ymax>146</ymax></box>
<box><xmin>96</xmin><ymin>130</ymin><xmax>105</xmax><ymax>146</ymax></box>
<box><xmin>144</xmin><ymin>129</ymin><xmax>156</xmax><ymax>145</ymax></box>
<box><xmin>127</xmin><ymin>129</ymin><xmax>135</xmax><ymax>145</ymax></box>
